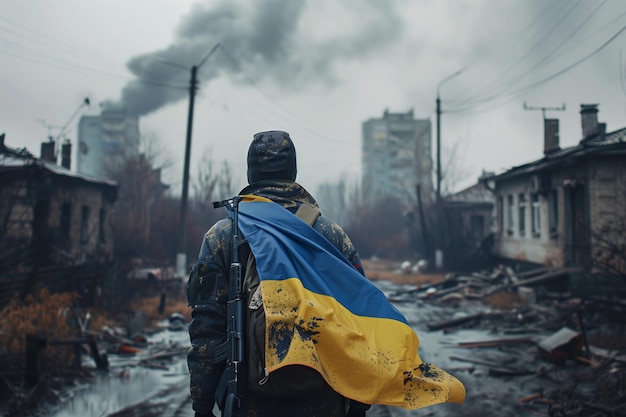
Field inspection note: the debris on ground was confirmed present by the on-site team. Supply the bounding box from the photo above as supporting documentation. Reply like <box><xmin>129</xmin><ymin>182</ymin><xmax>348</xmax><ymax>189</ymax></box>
<box><xmin>367</xmin><ymin>259</ymin><xmax>626</xmax><ymax>417</ymax></box>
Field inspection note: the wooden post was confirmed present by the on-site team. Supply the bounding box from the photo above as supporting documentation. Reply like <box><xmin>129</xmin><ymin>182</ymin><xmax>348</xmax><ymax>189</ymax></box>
<box><xmin>158</xmin><ymin>291</ymin><xmax>166</xmax><ymax>315</ymax></box>
<box><xmin>25</xmin><ymin>334</ymin><xmax>47</xmax><ymax>386</ymax></box>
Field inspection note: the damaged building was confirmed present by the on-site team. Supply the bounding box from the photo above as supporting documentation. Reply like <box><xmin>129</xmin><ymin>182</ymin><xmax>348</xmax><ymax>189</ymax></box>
<box><xmin>76</xmin><ymin>103</ymin><xmax>140</xmax><ymax>180</ymax></box>
<box><xmin>487</xmin><ymin>104</ymin><xmax>626</xmax><ymax>293</ymax></box>
<box><xmin>0</xmin><ymin>134</ymin><xmax>118</xmax><ymax>306</ymax></box>
<box><xmin>362</xmin><ymin>109</ymin><xmax>433</xmax><ymax>205</ymax></box>
<box><xmin>440</xmin><ymin>171</ymin><xmax>496</xmax><ymax>270</ymax></box>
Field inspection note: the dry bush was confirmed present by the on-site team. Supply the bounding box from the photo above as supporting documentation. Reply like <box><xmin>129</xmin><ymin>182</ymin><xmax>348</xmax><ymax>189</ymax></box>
<box><xmin>0</xmin><ymin>286</ymin><xmax>191</xmax><ymax>389</ymax></box>
<box><xmin>132</xmin><ymin>292</ymin><xmax>191</xmax><ymax>327</ymax></box>
<box><xmin>0</xmin><ymin>289</ymin><xmax>78</xmax><ymax>378</ymax></box>
<box><xmin>87</xmin><ymin>308</ymin><xmax>118</xmax><ymax>332</ymax></box>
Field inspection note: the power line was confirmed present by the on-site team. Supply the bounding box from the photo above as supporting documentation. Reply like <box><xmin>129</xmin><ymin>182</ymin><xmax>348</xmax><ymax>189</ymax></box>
<box><xmin>0</xmin><ymin>16</ymin><xmax>188</xmax><ymax>91</ymax></box>
<box><xmin>0</xmin><ymin>17</ymin><xmax>95</xmax><ymax>61</ymax></box>
<box><xmin>621</xmin><ymin>47</ymin><xmax>626</xmax><ymax>96</ymax></box>
<box><xmin>0</xmin><ymin>45</ymin><xmax>187</xmax><ymax>90</ymax></box>
<box><xmin>446</xmin><ymin>22</ymin><xmax>626</xmax><ymax>115</ymax></box>
<box><xmin>455</xmin><ymin>0</ymin><xmax>610</xmax><ymax>109</ymax></box>
<box><xmin>451</xmin><ymin>0</ymin><xmax>584</xmax><ymax>108</ymax></box>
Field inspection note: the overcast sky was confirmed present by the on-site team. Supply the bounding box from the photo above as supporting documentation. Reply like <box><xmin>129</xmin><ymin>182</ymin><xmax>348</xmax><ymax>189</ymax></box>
<box><xmin>2</xmin><ymin>0</ymin><xmax>625</xmax><ymax>197</ymax></box>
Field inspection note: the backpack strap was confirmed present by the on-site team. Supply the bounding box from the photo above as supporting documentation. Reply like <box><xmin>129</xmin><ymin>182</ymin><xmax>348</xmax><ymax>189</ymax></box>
<box><xmin>294</xmin><ymin>202</ymin><xmax>320</xmax><ymax>226</ymax></box>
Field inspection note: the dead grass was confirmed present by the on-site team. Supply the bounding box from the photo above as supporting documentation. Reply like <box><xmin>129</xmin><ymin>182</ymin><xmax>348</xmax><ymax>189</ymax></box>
<box><xmin>0</xmin><ymin>286</ymin><xmax>193</xmax><ymax>383</ymax></box>
<box><xmin>131</xmin><ymin>292</ymin><xmax>192</xmax><ymax>327</ymax></box>
<box><xmin>0</xmin><ymin>288</ymin><xmax>77</xmax><ymax>377</ymax></box>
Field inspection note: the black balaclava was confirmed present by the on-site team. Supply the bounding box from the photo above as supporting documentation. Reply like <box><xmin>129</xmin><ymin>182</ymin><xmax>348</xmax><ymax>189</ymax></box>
<box><xmin>247</xmin><ymin>130</ymin><xmax>297</xmax><ymax>184</ymax></box>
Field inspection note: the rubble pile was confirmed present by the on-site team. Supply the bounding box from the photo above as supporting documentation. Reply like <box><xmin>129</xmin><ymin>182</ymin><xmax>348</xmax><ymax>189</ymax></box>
<box><xmin>386</xmin><ymin>263</ymin><xmax>626</xmax><ymax>417</ymax></box>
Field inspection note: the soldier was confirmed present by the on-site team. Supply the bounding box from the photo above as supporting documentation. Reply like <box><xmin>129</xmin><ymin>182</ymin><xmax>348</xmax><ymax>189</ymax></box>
<box><xmin>187</xmin><ymin>130</ymin><xmax>370</xmax><ymax>417</ymax></box>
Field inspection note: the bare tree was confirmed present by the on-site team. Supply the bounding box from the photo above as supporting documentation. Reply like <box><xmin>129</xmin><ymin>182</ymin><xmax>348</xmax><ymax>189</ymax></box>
<box><xmin>316</xmin><ymin>174</ymin><xmax>361</xmax><ymax>227</ymax></box>
<box><xmin>187</xmin><ymin>149</ymin><xmax>239</xmax><ymax>260</ymax></box>
<box><xmin>345</xmin><ymin>195</ymin><xmax>411</xmax><ymax>259</ymax></box>
<box><xmin>217</xmin><ymin>160</ymin><xmax>237</xmax><ymax>200</ymax></box>
<box><xmin>440</xmin><ymin>138</ymin><xmax>473</xmax><ymax>197</ymax></box>
<box><xmin>104</xmin><ymin>133</ymin><xmax>171</xmax><ymax>259</ymax></box>
<box><xmin>591</xmin><ymin>218</ymin><xmax>626</xmax><ymax>280</ymax></box>
<box><xmin>192</xmin><ymin>148</ymin><xmax>219</xmax><ymax>209</ymax></box>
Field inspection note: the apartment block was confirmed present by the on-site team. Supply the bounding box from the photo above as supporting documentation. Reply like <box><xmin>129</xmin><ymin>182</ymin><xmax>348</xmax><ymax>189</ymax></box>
<box><xmin>76</xmin><ymin>103</ymin><xmax>140</xmax><ymax>179</ymax></box>
<box><xmin>361</xmin><ymin>109</ymin><xmax>432</xmax><ymax>205</ymax></box>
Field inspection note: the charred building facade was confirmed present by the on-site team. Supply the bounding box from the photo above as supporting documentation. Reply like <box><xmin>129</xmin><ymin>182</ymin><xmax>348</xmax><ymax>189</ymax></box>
<box><xmin>0</xmin><ymin>135</ymin><xmax>118</xmax><ymax>269</ymax></box>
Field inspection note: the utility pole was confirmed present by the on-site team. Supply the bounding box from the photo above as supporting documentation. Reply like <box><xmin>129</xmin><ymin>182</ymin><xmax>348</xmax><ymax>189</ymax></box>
<box><xmin>177</xmin><ymin>65</ymin><xmax>198</xmax><ymax>278</ymax></box>
<box><xmin>176</xmin><ymin>43</ymin><xmax>220</xmax><ymax>279</ymax></box>
<box><xmin>436</xmin><ymin>69</ymin><xmax>463</xmax><ymax>203</ymax></box>
<box><xmin>434</xmin><ymin>69</ymin><xmax>463</xmax><ymax>270</ymax></box>
<box><xmin>436</xmin><ymin>96</ymin><xmax>441</xmax><ymax>203</ymax></box>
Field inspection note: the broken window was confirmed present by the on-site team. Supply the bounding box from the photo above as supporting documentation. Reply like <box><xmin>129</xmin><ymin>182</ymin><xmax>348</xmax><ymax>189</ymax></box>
<box><xmin>470</xmin><ymin>215</ymin><xmax>484</xmax><ymax>241</ymax></box>
<box><xmin>59</xmin><ymin>202</ymin><xmax>71</xmax><ymax>243</ymax></box>
<box><xmin>518</xmin><ymin>193</ymin><xmax>526</xmax><ymax>236</ymax></box>
<box><xmin>507</xmin><ymin>195</ymin><xmax>514</xmax><ymax>235</ymax></box>
<box><xmin>531</xmin><ymin>193</ymin><xmax>541</xmax><ymax>237</ymax></box>
<box><xmin>80</xmin><ymin>205</ymin><xmax>90</xmax><ymax>244</ymax></box>
<box><xmin>497</xmin><ymin>196</ymin><xmax>504</xmax><ymax>234</ymax></box>
<box><xmin>548</xmin><ymin>189</ymin><xmax>559</xmax><ymax>238</ymax></box>
<box><xmin>98</xmin><ymin>208</ymin><xmax>106</xmax><ymax>244</ymax></box>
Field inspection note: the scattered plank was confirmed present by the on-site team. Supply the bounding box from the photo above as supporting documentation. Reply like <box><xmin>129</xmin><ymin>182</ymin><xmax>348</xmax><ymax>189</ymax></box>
<box><xmin>426</xmin><ymin>312</ymin><xmax>484</xmax><ymax>331</ymax></box>
<box><xmin>456</xmin><ymin>336</ymin><xmax>535</xmax><ymax>348</ymax></box>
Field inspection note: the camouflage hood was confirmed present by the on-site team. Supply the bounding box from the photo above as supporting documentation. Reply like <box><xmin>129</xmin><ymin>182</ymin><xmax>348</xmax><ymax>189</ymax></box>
<box><xmin>238</xmin><ymin>180</ymin><xmax>320</xmax><ymax>214</ymax></box>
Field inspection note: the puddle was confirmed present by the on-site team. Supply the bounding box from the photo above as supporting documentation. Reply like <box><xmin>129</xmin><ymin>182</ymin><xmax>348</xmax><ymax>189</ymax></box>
<box><xmin>26</xmin><ymin>325</ymin><xmax>194</xmax><ymax>417</ymax></box>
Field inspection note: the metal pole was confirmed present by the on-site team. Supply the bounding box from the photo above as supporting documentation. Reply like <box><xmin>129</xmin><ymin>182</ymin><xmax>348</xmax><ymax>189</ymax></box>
<box><xmin>175</xmin><ymin>43</ymin><xmax>220</xmax><ymax>279</ymax></box>
<box><xmin>434</xmin><ymin>69</ymin><xmax>463</xmax><ymax>270</ymax></box>
<box><xmin>176</xmin><ymin>65</ymin><xmax>198</xmax><ymax>278</ymax></box>
<box><xmin>436</xmin><ymin>96</ymin><xmax>441</xmax><ymax>203</ymax></box>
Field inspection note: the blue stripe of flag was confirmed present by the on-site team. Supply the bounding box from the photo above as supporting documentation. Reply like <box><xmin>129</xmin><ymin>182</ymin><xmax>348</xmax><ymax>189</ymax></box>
<box><xmin>235</xmin><ymin>200</ymin><xmax>408</xmax><ymax>324</ymax></box>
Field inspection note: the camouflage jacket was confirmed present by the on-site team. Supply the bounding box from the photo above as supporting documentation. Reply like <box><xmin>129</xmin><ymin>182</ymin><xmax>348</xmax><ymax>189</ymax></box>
<box><xmin>187</xmin><ymin>180</ymin><xmax>366</xmax><ymax>417</ymax></box>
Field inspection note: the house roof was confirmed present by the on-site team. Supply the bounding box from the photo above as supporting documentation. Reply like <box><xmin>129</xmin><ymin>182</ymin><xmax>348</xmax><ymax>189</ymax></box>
<box><xmin>445</xmin><ymin>177</ymin><xmax>494</xmax><ymax>205</ymax></box>
<box><xmin>491</xmin><ymin>126</ymin><xmax>626</xmax><ymax>181</ymax></box>
<box><xmin>0</xmin><ymin>151</ymin><xmax>118</xmax><ymax>188</ymax></box>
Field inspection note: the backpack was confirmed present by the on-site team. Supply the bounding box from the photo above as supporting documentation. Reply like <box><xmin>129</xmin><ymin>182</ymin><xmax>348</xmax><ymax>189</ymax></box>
<box><xmin>242</xmin><ymin>202</ymin><xmax>328</xmax><ymax>398</ymax></box>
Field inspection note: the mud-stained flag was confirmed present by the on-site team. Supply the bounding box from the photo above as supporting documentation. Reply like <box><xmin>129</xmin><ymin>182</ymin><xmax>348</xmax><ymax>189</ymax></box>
<box><xmin>234</xmin><ymin>195</ymin><xmax>466</xmax><ymax>410</ymax></box>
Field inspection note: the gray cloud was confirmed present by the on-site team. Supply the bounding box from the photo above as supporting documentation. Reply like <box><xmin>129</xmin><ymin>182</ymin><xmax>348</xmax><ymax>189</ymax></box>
<box><xmin>118</xmin><ymin>0</ymin><xmax>406</xmax><ymax>117</ymax></box>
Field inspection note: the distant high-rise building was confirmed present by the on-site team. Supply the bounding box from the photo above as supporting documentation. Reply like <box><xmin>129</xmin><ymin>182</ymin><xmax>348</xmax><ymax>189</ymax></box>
<box><xmin>361</xmin><ymin>109</ymin><xmax>432</xmax><ymax>204</ymax></box>
<box><xmin>76</xmin><ymin>103</ymin><xmax>140</xmax><ymax>179</ymax></box>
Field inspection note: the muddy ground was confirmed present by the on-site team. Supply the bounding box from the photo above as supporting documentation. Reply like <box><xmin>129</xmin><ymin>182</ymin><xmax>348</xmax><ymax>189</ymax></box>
<box><xmin>8</xmin><ymin>259</ymin><xmax>626</xmax><ymax>417</ymax></box>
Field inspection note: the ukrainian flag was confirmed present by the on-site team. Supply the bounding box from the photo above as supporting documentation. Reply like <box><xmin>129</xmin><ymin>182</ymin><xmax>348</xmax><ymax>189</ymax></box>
<box><xmin>235</xmin><ymin>195</ymin><xmax>465</xmax><ymax>409</ymax></box>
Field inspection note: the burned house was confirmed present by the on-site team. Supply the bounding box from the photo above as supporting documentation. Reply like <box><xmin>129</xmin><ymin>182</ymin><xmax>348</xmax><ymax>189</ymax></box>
<box><xmin>0</xmin><ymin>135</ymin><xmax>118</xmax><ymax>274</ymax></box>
<box><xmin>488</xmin><ymin>104</ymin><xmax>626</xmax><ymax>288</ymax></box>
<box><xmin>440</xmin><ymin>172</ymin><xmax>495</xmax><ymax>269</ymax></box>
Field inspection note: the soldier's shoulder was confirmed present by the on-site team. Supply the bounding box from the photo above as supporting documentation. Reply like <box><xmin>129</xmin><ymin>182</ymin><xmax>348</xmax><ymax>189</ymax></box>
<box><xmin>314</xmin><ymin>215</ymin><xmax>348</xmax><ymax>237</ymax></box>
<box><xmin>206</xmin><ymin>218</ymin><xmax>232</xmax><ymax>241</ymax></box>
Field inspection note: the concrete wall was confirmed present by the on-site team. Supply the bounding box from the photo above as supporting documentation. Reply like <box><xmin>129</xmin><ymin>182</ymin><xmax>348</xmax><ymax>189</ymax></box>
<box><xmin>47</xmin><ymin>181</ymin><xmax>116</xmax><ymax>260</ymax></box>
<box><xmin>362</xmin><ymin>110</ymin><xmax>432</xmax><ymax>205</ymax></box>
<box><xmin>494</xmin><ymin>153</ymin><xmax>626</xmax><ymax>268</ymax></box>
<box><xmin>494</xmin><ymin>174</ymin><xmax>566</xmax><ymax>267</ymax></box>
<box><xmin>1</xmin><ymin>171</ymin><xmax>116</xmax><ymax>263</ymax></box>
<box><xmin>588</xmin><ymin>157</ymin><xmax>626</xmax><ymax>229</ymax></box>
